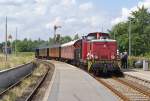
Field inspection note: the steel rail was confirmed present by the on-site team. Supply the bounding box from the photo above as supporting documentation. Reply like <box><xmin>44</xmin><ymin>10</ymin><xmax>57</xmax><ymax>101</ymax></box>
<box><xmin>112</xmin><ymin>77</ymin><xmax>150</xmax><ymax>97</ymax></box>
<box><xmin>95</xmin><ymin>77</ymin><xmax>130</xmax><ymax>101</ymax></box>
<box><xmin>78</xmin><ymin>66</ymin><xmax>130</xmax><ymax>101</ymax></box>
<box><xmin>25</xmin><ymin>67</ymin><xmax>50</xmax><ymax>101</ymax></box>
<box><xmin>125</xmin><ymin>74</ymin><xmax>150</xmax><ymax>84</ymax></box>
<box><xmin>88</xmin><ymin>73</ymin><xmax>130</xmax><ymax>101</ymax></box>
<box><xmin>0</xmin><ymin>73</ymin><xmax>32</xmax><ymax>97</ymax></box>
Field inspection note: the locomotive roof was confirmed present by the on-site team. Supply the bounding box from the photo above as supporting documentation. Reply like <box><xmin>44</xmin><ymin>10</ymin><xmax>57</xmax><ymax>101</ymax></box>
<box><xmin>61</xmin><ymin>39</ymin><xmax>79</xmax><ymax>47</ymax></box>
<box><xmin>87</xmin><ymin>32</ymin><xmax>109</xmax><ymax>36</ymax></box>
<box><xmin>90</xmin><ymin>39</ymin><xmax>116</xmax><ymax>42</ymax></box>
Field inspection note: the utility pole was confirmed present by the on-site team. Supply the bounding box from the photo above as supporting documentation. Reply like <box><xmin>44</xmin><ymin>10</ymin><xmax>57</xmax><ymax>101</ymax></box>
<box><xmin>128</xmin><ymin>20</ymin><xmax>131</xmax><ymax>56</ymax></box>
<box><xmin>15</xmin><ymin>27</ymin><xmax>18</xmax><ymax>56</ymax></box>
<box><xmin>5</xmin><ymin>16</ymin><xmax>8</xmax><ymax>62</ymax></box>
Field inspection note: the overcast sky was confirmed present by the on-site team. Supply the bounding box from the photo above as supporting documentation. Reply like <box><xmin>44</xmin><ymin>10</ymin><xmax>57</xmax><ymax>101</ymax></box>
<box><xmin>0</xmin><ymin>0</ymin><xmax>150</xmax><ymax>42</ymax></box>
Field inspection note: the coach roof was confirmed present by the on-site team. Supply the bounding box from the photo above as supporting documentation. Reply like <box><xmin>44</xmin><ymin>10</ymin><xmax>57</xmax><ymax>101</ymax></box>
<box><xmin>37</xmin><ymin>44</ymin><xmax>61</xmax><ymax>49</ymax></box>
<box><xmin>61</xmin><ymin>40</ymin><xmax>79</xmax><ymax>47</ymax></box>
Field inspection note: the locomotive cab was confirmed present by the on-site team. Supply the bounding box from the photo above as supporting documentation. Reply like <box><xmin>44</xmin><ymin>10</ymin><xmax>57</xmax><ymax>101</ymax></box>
<box><xmin>86</xmin><ymin>32</ymin><xmax>116</xmax><ymax>60</ymax></box>
<box><xmin>85</xmin><ymin>32</ymin><xmax>121</xmax><ymax>76</ymax></box>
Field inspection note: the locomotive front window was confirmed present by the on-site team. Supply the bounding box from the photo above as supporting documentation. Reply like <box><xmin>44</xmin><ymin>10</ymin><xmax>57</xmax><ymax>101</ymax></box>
<box><xmin>87</xmin><ymin>36</ymin><xmax>96</xmax><ymax>40</ymax></box>
<box><xmin>99</xmin><ymin>36</ymin><xmax>109</xmax><ymax>39</ymax></box>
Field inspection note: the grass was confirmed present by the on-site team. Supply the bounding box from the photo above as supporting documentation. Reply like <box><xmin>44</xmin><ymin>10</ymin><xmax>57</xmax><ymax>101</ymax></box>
<box><xmin>0</xmin><ymin>52</ymin><xmax>34</xmax><ymax>70</ymax></box>
<box><xmin>1</xmin><ymin>63</ymin><xmax>48</xmax><ymax>101</ymax></box>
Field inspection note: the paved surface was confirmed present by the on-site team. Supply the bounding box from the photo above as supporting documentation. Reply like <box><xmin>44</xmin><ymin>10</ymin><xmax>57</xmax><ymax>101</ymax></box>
<box><xmin>122</xmin><ymin>68</ymin><xmax>150</xmax><ymax>82</ymax></box>
<box><xmin>46</xmin><ymin>61</ymin><xmax>119</xmax><ymax>101</ymax></box>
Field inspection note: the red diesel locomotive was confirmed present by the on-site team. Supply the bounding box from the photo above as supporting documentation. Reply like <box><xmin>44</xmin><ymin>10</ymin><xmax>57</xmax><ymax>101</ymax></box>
<box><xmin>35</xmin><ymin>32</ymin><xmax>121</xmax><ymax>76</ymax></box>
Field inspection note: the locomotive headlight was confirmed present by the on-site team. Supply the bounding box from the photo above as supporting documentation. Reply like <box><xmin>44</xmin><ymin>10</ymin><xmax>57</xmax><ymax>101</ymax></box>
<box><xmin>94</xmin><ymin>55</ymin><xmax>98</xmax><ymax>59</ymax></box>
<box><xmin>111</xmin><ymin>55</ymin><xmax>115</xmax><ymax>59</ymax></box>
<box><xmin>91</xmin><ymin>54</ymin><xmax>94</xmax><ymax>58</ymax></box>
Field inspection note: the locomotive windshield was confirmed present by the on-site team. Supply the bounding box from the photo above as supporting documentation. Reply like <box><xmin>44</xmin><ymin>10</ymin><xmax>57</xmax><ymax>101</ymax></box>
<box><xmin>87</xmin><ymin>36</ymin><xmax>96</xmax><ymax>40</ymax></box>
<box><xmin>86</xmin><ymin>32</ymin><xmax>110</xmax><ymax>40</ymax></box>
<box><xmin>86</xmin><ymin>35</ymin><xmax>109</xmax><ymax>40</ymax></box>
<box><xmin>99</xmin><ymin>36</ymin><xmax>109</xmax><ymax>39</ymax></box>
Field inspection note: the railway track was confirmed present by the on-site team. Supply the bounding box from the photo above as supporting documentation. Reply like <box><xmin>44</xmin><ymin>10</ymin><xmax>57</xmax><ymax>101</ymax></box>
<box><xmin>94</xmin><ymin>76</ymin><xmax>150</xmax><ymax>101</ymax></box>
<box><xmin>0</xmin><ymin>73</ymin><xmax>32</xmax><ymax>97</ymax></box>
<box><xmin>77</xmin><ymin>63</ymin><xmax>150</xmax><ymax>101</ymax></box>
<box><xmin>124</xmin><ymin>74</ymin><xmax>150</xmax><ymax>89</ymax></box>
<box><xmin>25</xmin><ymin>67</ymin><xmax>50</xmax><ymax>101</ymax></box>
<box><xmin>0</xmin><ymin>62</ymin><xmax>35</xmax><ymax>98</ymax></box>
<box><xmin>81</xmin><ymin>68</ymin><xmax>150</xmax><ymax>101</ymax></box>
<box><xmin>0</xmin><ymin>61</ymin><xmax>51</xmax><ymax>101</ymax></box>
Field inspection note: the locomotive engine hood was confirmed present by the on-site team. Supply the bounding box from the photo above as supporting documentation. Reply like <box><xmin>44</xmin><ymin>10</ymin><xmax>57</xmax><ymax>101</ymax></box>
<box><xmin>87</xmin><ymin>39</ymin><xmax>117</xmax><ymax>60</ymax></box>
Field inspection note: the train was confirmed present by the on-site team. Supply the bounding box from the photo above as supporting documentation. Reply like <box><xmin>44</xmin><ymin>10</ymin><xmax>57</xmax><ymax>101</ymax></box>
<box><xmin>35</xmin><ymin>32</ymin><xmax>122</xmax><ymax>76</ymax></box>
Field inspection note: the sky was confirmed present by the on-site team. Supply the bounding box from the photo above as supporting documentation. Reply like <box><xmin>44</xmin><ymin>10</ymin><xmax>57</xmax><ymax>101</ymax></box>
<box><xmin>0</xmin><ymin>0</ymin><xmax>150</xmax><ymax>42</ymax></box>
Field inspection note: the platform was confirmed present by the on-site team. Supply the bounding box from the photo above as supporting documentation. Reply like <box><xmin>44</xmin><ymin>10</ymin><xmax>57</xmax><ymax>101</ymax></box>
<box><xmin>44</xmin><ymin>61</ymin><xmax>119</xmax><ymax>101</ymax></box>
<box><xmin>122</xmin><ymin>68</ymin><xmax>150</xmax><ymax>82</ymax></box>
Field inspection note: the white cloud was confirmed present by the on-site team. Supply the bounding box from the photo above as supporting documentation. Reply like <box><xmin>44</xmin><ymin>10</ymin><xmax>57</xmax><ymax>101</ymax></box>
<box><xmin>48</xmin><ymin>17</ymin><xmax>63</xmax><ymax>29</ymax></box>
<box><xmin>79</xmin><ymin>2</ymin><xmax>93</xmax><ymax>11</ymax></box>
<box><xmin>138</xmin><ymin>0</ymin><xmax>150</xmax><ymax>8</ymax></box>
<box><xmin>111</xmin><ymin>8</ymin><xmax>130</xmax><ymax>25</ymax></box>
<box><xmin>61</xmin><ymin>0</ymin><xmax>76</xmax><ymax>6</ymax></box>
<box><xmin>2</xmin><ymin>0</ymin><xmax>150</xmax><ymax>42</ymax></box>
<box><xmin>82</xmin><ymin>16</ymin><xmax>102</xmax><ymax>27</ymax></box>
<box><xmin>0</xmin><ymin>0</ymin><xmax>110</xmax><ymax>42</ymax></box>
<box><xmin>111</xmin><ymin>0</ymin><xmax>150</xmax><ymax>25</ymax></box>
<box><xmin>65</xmin><ymin>18</ymin><xmax>77</xmax><ymax>23</ymax></box>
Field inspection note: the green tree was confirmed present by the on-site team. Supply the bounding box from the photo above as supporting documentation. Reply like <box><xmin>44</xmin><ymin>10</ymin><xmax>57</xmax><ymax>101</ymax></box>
<box><xmin>60</xmin><ymin>36</ymin><xmax>72</xmax><ymax>44</ymax></box>
<box><xmin>11</xmin><ymin>38</ymin><xmax>49</xmax><ymax>52</ymax></box>
<box><xmin>73</xmin><ymin>34</ymin><xmax>79</xmax><ymax>40</ymax></box>
<box><xmin>0</xmin><ymin>43</ymin><xmax>3</xmax><ymax>53</ymax></box>
<box><xmin>110</xmin><ymin>6</ymin><xmax>150</xmax><ymax>56</ymax></box>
